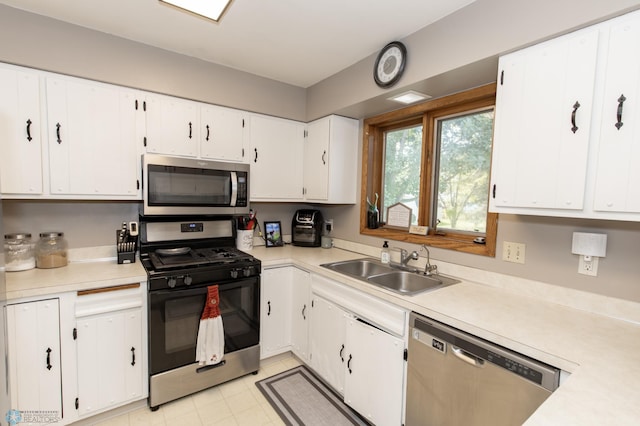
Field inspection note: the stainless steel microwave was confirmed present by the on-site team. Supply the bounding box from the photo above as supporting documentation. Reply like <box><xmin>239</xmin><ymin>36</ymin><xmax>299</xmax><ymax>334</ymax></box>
<box><xmin>142</xmin><ymin>154</ymin><xmax>250</xmax><ymax>216</ymax></box>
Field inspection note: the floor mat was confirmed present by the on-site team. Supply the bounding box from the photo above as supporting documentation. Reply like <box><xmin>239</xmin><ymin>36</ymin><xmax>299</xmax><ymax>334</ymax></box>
<box><xmin>255</xmin><ymin>365</ymin><xmax>368</xmax><ymax>426</ymax></box>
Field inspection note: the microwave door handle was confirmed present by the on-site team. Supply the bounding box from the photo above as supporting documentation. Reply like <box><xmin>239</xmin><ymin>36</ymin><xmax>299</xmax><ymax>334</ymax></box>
<box><xmin>230</xmin><ymin>171</ymin><xmax>238</xmax><ymax>207</ymax></box>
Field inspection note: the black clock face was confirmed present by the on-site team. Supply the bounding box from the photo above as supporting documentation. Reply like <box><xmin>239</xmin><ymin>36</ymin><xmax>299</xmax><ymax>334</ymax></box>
<box><xmin>374</xmin><ymin>41</ymin><xmax>407</xmax><ymax>88</ymax></box>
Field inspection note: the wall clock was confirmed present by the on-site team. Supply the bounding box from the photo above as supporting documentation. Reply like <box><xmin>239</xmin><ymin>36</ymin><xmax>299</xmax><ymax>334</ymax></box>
<box><xmin>373</xmin><ymin>41</ymin><xmax>407</xmax><ymax>88</ymax></box>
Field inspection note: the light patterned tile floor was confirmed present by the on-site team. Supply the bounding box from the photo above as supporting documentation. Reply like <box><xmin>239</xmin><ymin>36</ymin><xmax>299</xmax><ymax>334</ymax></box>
<box><xmin>94</xmin><ymin>354</ymin><xmax>299</xmax><ymax>426</ymax></box>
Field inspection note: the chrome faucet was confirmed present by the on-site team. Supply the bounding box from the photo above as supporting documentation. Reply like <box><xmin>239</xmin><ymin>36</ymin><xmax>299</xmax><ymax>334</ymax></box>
<box><xmin>420</xmin><ymin>244</ymin><xmax>438</xmax><ymax>276</ymax></box>
<box><xmin>400</xmin><ymin>249</ymin><xmax>419</xmax><ymax>267</ymax></box>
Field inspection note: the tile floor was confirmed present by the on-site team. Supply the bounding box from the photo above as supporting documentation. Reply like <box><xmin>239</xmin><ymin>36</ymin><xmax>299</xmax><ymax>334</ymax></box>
<box><xmin>94</xmin><ymin>354</ymin><xmax>300</xmax><ymax>426</ymax></box>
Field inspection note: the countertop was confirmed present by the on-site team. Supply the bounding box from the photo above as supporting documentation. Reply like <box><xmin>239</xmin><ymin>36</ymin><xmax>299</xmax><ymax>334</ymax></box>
<box><xmin>4</xmin><ymin>244</ymin><xmax>640</xmax><ymax>424</ymax></box>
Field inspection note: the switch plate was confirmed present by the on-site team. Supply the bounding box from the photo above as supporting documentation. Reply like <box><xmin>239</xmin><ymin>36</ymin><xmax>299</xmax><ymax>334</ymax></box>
<box><xmin>502</xmin><ymin>241</ymin><xmax>526</xmax><ymax>264</ymax></box>
<box><xmin>578</xmin><ymin>255</ymin><xmax>599</xmax><ymax>276</ymax></box>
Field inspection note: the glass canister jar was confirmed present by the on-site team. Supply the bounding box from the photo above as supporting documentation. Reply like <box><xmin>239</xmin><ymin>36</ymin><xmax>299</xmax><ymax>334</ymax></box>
<box><xmin>35</xmin><ymin>232</ymin><xmax>68</xmax><ymax>269</ymax></box>
<box><xmin>4</xmin><ymin>233</ymin><xmax>36</xmax><ymax>271</ymax></box>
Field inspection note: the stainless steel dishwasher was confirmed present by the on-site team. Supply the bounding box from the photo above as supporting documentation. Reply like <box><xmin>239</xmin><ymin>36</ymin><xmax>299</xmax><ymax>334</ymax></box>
<box><xmin>406</xmin><ymin>313</ymin><xmax>560</xmax><ymax>426</ymax></box>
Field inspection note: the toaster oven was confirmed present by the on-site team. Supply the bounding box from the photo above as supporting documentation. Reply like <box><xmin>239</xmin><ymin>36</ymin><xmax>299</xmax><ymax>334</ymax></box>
<box><xmin>291</xmin><ymin>209</ymin><xmax>324</xmax><ymax>247</ymax></box>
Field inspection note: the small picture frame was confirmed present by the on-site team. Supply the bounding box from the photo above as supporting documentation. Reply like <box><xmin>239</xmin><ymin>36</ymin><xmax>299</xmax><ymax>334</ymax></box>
<box><xmin>264</xmin><ymin>221</ymin><xmax>284</xmax><ymax>247</ymax></box>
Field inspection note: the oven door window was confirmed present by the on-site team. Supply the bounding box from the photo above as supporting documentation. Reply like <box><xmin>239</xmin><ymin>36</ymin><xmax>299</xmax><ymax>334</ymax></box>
<box><xmin>148</xmin><ymin>278</ymin><xmax>259</xmax><ymax>375</ymax></box>
<box><xmin>148</xmin><ymin>165</ymin><xmax>232</xmax><ymax>207</ymax></box>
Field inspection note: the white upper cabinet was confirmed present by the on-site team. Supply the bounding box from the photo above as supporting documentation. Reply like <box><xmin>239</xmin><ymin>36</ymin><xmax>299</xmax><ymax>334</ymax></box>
<box><xmin>592</xmin><ymin>11</ymin><xmax>640</xmax><ymax>214</ymax></box>
<box><xmin>304</xmin><ymin>115</ymin><xmax>359</xmax><ymax>204</ymax></box>
<box><xmin>0</xmin><ymin>64</ymin><xmax>44</xmax><ymax>195</ymax></box>
<box><xmin>249</xmin><ymin>114</ymin><xmax>305</xmax><ymax>201</ymax></box>
<box><xmin>144</xmin><ymin>93</ymin><xmax>199</xmax><ymax>157</ymax></box>
<box><xmin>46</xmin><ymin>76</ymin><xmax>141</xmax><ymax>198</ymax></box>
<box><xmin>490</xmin><ymin>26</ymin><xmax>599</xmax><ymax>211</ymax></box>
<box><xmin>199</xmin><ymin>104</ymin><xmax>247</xmax><ymax>162</ymax></box>
<box><xmin>490</xmin><ymin>9</ymin><xmax>640</xmax><ymax>221</ymax></box>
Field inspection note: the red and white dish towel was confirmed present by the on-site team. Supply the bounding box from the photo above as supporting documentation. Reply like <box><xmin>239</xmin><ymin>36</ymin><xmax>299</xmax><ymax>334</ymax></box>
<box><xmin>196</xmin><ymin>285</ymin><xmax>225</xmax><ymax>366</ymax></box>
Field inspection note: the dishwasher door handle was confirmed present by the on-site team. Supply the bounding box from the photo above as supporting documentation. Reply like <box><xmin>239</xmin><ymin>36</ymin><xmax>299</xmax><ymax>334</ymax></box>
<box><xmin>452</xmin><ymin>346</ymin><xmax>485</xmax><ymax>367</ymax></box>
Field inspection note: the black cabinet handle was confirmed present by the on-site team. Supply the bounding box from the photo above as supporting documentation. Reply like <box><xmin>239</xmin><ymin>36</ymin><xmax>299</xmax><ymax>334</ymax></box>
<box><xmin>322</xmin><ymin>150</ymin><xmax>326</xmax><ymax>165</ymax></box>
<box><xmin>254</xmin><ymin>148</ymin><xmax>258</xmax><ymax>163</ymax></box>
<box><xmin>188</xmin><ymin>122</ymin><xmax>192</xmax><ymax>139</ymax></box>
<box><xmin>56</xmin><ymin>123</ymin><xmax>62</xmax><ymax>144</ymax></box>
<box><xmin>267</xmin><ymin>300</ymin><xmax>271</xmax><ymax>316</ymax></box>
<box><xmin>492</xmin><ymin>184</ymin><xmax>496</xmax><ymax>199</ymax></box>
<box><xmin>26</xmin><ymin>119</ymin><xmax>33</xmax><ymax>141</ymax></box>
<box><xmin>616</xmin><ymin>94</ymin><xmax>626</xmax><ymax>130</ymax></box>
<box><xmin>571</xmin><ymin>101</ymin><xmax>580</xmax><ymax>134</ymax></box>
<box><xmin>206</xmin><ymin>125</ymin><xmax>210</xmax><ymax>141</ymax></box>
<box><xmin>131</xmin><ymin>347</ymin><xmax>136</xmax><ymax>366</ymax></box>
<box><xmin>347</xmin><ymin>354</ymin><xmax>353</xmax><ymax>374</ymax></box>
<box><xmin>339</xmin><ymin>344</ymin><xmax>345</xmax><ymax>362</ymax></box>
<box><xmin>46</xmin><ymin>348</ymin><xmax>52</xmax><ymax>370</ymax></box>
<box><xmin>301</xmin><ymin>304</ymin><xmax>306</xmax><ymax>320</ymax></box>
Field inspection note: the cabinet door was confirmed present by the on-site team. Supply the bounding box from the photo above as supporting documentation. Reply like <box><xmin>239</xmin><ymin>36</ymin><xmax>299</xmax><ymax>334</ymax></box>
<box><xmin>145</xmin><ymin>93</ymin><xmax>199</xmax><ymax>157</ymax></box>
<box><xmin>490</xmin><ymin>27</ymin><xmax>599</xmax><ymax>211</ymax></box>
<box><xmin>76</xmin><ymin>307</ymin><xmax>143</xmax><ymax>416</ymax></box>
<box><xmin>260</xmin><ymin>268</ymin><xmax>292</xmax><ymax>358</ymax></box>
<box><xmin>290</xmin><ymin>268</ymin><xmax>311</xmax><ymax>362</ymax></box>
<box><xmin>309</xmin><ymin>295</ymin><xmax>349</xmax><ymax>395</ymax></box>
<box><xmin>200</xmin><ymin>104</ymin><xmax>246</xmax><ymax>162</ymax></box>
<box><xmin>0</xmin><ymin>65</ymin><xmax>43</xmax><ymax>195</ymax></box>
<box><xmin>344</xmin><ymin>318</ymin><xmax>405</xmax><ymax>426</ymax></box>
<box><xmin>593</xmin><ymin>11</ymin><xmax>640</xmax><ymax>213</ymax></box>
<box><xmin>249</xmin><ymin>114</ymin><xmax>304</xmax><ymax>200</ymax></box>
<box><xmin>6</xmin><ymin>299</ymin><xmax>62</xmax><ymax>416</ymax></box>
<box><xmin>304</xmin><ymin>115</ymin><xmax>359</xmax><ymax>203</ymax></box>
<box><xmin>304</xmin><ymin>117</ymin><xmax>330</xmax><ymax>200</ymax></box>
<box><xmin>46</xmin><ymin>77</ymin><xmax>140</xmax><ymax>197</ymax></box>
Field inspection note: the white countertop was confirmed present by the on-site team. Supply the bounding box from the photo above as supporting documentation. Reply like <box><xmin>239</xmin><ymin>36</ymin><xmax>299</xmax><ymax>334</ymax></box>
<box><xmin>5</xmin><ymin>244</ymin><xmax>640</xmax><ymax>424</ymax></box>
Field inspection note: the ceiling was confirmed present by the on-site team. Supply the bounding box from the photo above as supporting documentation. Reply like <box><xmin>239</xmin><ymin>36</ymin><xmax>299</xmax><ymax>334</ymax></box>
<box><xmin>0</xmin><ymin>0</ymin><xmax>475</xmax><ymax>88</ymax></box>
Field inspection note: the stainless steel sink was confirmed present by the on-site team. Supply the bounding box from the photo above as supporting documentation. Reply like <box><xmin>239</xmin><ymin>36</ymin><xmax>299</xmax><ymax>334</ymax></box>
<box><xmin>320</xmin><ymin>258</ymin><xmax>460</xmax><ymax>296</ymax></box>
<box><xmin>322</xmin><ymin>258</ymin><xmax>391</xmax><ymax>278</ymax></box>
<box><xmin>367</xmin><ymin>271</ymin><xmax>459</xmax><ymax>294</ymax></box>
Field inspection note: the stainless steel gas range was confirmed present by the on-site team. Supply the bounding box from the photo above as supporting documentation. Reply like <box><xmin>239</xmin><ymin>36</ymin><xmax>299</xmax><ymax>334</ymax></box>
<box><xmin>139</xmin><ymin>216</ymin><xmax>261</xmax><ymax>410</ymax></box>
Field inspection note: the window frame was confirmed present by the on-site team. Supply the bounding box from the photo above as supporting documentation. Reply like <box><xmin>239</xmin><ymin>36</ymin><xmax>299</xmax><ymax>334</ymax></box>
<box><xmin>360</xmin><ymin>83</ymin><xmax>498</xmax><ymax>257</ymax></box>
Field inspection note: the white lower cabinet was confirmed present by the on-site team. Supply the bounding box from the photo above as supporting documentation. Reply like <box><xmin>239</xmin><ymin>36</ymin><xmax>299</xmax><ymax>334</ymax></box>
<box><xmin>76</xmin><ymin>309</ymin><xmax>143</xmax><ymax>415</ymax></box>
<box><xmin>344</xmin><ymin>317</ymin><xmax>405</xmax><ymax>426</ymax></box>
<box><xmin>309</xmin><ymin>274</ymin><xmax>407</xmax><ymax>426</ymax></box>
<box><xmin>5</xmin><ymin>283</ymin><xmax>148</xmax><ymax>425</ymax></box>
<box><xmin>261</xmin><ymin>266</ymin><xmax>312</xmax><ymax>360</ymax></box>
<box><xmin>309</xmin><ymin>295</ymin><xmax>349</xmax><ymax>395</ymax></box>
<box><xmin>260</xmin><ymin>267</ymin><xmax>293</xmax><ymax>358</ymax></box>
<box><xmin>74</xmin><ymin>283</ymin><xmax>146</xmax><ymax>418</ymax></box>
<box><xmin>6</xmin><ymin>299</ymin><xmax>63</xmax><ymax>419</ymax></box>
<box><xmin>290</xmin><ymin>268</ymin><xmax>311</xmax><ymax>362</ymax></box>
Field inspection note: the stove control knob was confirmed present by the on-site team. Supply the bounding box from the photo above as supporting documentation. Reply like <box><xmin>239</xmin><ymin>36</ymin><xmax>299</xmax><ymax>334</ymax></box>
<box><xmin>167</xmin><ymin>277</ymin><xmax>177</xmax><ymax>288</ymax></box>
<box><xmin>243</xmin><ymin>267</ymin><xmax>252</xmax><ymax>277</ymax></box>
<box><xmin>230</xmin><ymin>269</ymin><xmax>239</xmax><ymax>279</ymax></box>
<box><xmin>184</xmin><ymin>275</ymin><xmax>193</xmax><ymax>286</ymax></box>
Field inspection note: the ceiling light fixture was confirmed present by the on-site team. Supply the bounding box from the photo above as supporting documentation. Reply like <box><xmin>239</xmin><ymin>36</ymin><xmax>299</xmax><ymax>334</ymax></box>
<box><xmin>159</xmin><ymin>0</ymin><xmax>233</xmax><ymax>22</ymax></box>
<box><xmin>388</xmin><ymin>90</ymin><xmax>431</xmax><ymax>104</ymax></box>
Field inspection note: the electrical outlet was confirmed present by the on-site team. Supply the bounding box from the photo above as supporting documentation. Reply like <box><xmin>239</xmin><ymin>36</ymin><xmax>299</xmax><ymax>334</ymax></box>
<box><xmin>502</xmin><ymin>241</ymin><xmax>526</xmax><ymax>264</ymax></box>
<box><xmin>578</xmin><ymin>255</ymin><xmax>598</xmax><ymax>276</ymax></box>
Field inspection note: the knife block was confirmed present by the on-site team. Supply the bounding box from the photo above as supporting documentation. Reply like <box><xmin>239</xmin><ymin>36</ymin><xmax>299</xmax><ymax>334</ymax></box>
<box><xmin>116</xmin><ymin>230</ymin><xmax>137</xmax><ymax>264</ymax></box>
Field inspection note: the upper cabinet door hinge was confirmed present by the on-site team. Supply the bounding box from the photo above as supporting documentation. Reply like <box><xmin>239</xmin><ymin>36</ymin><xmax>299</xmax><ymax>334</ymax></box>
<box><xmin>304</xmin><ymin>130</ymin><xmax>308</xmax><ymax>138</ymax></box>
<box><xmin>500</xmin><ymin>70</ymin><xmax>504</xmax><ymax>86</ymax></box>
<box><xmin>404</xmin><ymin>348</ymin><xmax>408</xmax><ymax>361</ymax></box>
<box><xmin>242</xmin><ymin>118</ymin><xmax>245</xmax><ymax>128</ymax></box>
<box><xmin>73</xmin><ymin>328</ymin><xmax>77</xmax><ymax>340</ymax></box>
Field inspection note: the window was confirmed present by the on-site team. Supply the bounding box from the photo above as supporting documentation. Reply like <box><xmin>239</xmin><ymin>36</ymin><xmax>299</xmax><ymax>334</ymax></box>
<box><xmin>362</xmin><ymin>84</ymin><xmax>497</xmax><ymax>256</ymax></box>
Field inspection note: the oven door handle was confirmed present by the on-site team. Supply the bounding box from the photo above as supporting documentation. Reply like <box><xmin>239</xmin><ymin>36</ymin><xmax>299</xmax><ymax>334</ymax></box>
<box><xmin>230</xmin><ymin>171</ymin><xmax>238</xmax><ymax>207</ymax></box>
